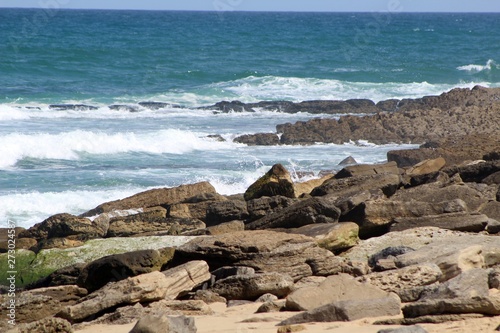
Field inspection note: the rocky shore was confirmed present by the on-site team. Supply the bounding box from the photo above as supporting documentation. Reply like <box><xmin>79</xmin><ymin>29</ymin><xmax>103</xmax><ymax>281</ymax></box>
<box><xmin>1</xmin><ymin>87</ymin><xmax>500</xmax><ymax>333</ymax></box>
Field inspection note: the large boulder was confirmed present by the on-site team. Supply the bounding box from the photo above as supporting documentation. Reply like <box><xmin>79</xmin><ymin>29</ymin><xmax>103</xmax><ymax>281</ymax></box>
<box><xmin>334</xmin><ymin>161</ymin><xmax>399</xmax><ymax>179</ymax></box>
<box><xmin>234</xmin><ymin>133</ymin><xmax>280</xmax><ymax>145</ymax></box>
<box><xmin>311</xmin><ymin>173</ymin><xmax>401</xmax><ymax>198</ymax></box>
<box><xmin>81</xmin><ymin>182</ymin><xmax>217</xmax><ymax>216</ymax></box>
<box><xmin>390</xmin><ymin>212</ymin><xmax>491</xmax><ymax>233</ymax></box>
<box><xmin>168</xmin><ymin>192</ymin><xmax>228</xmax><ymax>222</ymax></box>
<box><xmin>246</xmin><ymin>196</ymin><xmax>298</xmax><ymax>222</ymax></box>
<box><xmin>402</xmin><ymin>295</ymin><xmax>500</xmax><ymax>318</ymax></box>
<box><xmin>285</xmin><ymin>273</ymin><xmax>399</xmax><ymax>312</ymax></box>
<box><xmin>245</xmin><ymin>196</ymin><xmax>341</xmax><ymax>230</ymax></box>
<box><xmin>244</xmin><ymin>164</ymin><xmax>296</xmax><ymax>201</ymax></box>
<box><xmin>57</xmin><ymin>261</ymin><xmax>210</xmax><ymax>323</ymax></box>
<box><xmin>205</xmin><ymin>200</ymin><xmax>249</xmax><ymax>226</ymax></box>
<box><xmin>77</xmin><ymin>248</ymin><xmax>175</xmax><ymax>292</ymax></box>
<box><xmin>173</xmin><ymin>230</ymin><xmax>343</xmax><ymax>281</ymax></box>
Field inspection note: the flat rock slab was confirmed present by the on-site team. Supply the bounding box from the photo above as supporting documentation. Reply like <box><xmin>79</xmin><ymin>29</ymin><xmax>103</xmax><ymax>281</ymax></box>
<box><xmin>212</xmin><ymin>272</ymin><xmax>294</xmax><ymax>300</ymax></box>
<box><xmin>285</xmin><ymin>273</ymin><xmax>398</xmax><ymax>311</ymax></box>
<box><xmin>402</xmin><ymin>295</ymin><xmax>500</xmax><ymax>318</ymax></box>
<box><xmin>281</xmin><ymin>296</ymin><xmax>401</xmax><ymax>324</ymax></box>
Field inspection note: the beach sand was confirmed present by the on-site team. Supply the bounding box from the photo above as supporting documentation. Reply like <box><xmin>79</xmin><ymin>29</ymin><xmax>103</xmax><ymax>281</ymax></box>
<box><xmin>74</xmin><ymin>302</ymin><xmax>500</xmax><ymax>333</ymax></box>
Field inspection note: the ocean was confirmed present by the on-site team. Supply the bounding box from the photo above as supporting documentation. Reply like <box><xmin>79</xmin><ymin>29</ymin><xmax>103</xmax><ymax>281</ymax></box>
<box><xmin>1</xmin><ymin>9</ymin><xmax>499</xmax><ymax>228</ymax></box>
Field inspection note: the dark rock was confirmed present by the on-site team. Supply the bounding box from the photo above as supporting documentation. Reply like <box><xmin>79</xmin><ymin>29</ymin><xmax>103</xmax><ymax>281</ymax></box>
<box><xmin>484</xmin><ymin>151</ymin><xmax>500</xmax><ymax>161</ymax></box>
<box><xmin>77</xmin><ymin>248</ymin><xmax>175</xmax><ymax>292</ymax></box>
<box><xmin>108</xmin><ymin>104</ymin><xmax>139</xmax><ymax>112</ymax></box>
<box><xmin>234</xmin><ymin>133</ymin><xmax>280</xmax><ymax>145</ymax></box>
<box><xmin>245</xmin><ymin>196</ymin><xmax>340</xmax><ymax>230</ymax></box>
<box><xmin>138</xmin><ymin>101</ymin><xmax>179</xmax><ymax>110</ymax></box>
<box><xmin>244</xmin><ymin>164</ymin><xmax>295</xmax><ymax>201</ymax></box>
<box><xmin>443</xmin><ymin>160</ymin><xmax>500</xmax><ymax>183</ymax></box>
<box><xmin>205</xmin><ymin>200</ymin><xmax>249</xmax><ymax>227</ymax></box>
<box><xmin>246</xmin><ymin>195</ymin><xmax>297</xmax><ymax>221</ymax></box>
<box><xmin>208</xmin><ymin>100</ymin><xmax>255</xmax><ymax>113</ymax></box>
<box><xmin>206</xmin><ymin>134</ymin><xmax>225</xmax><ymax>142</ymax></box>
<box><xmin>483</xmin><ymin>171</ymin><xmax>500</xmax><ymax>184</ymax></box>
<box><xmin>376</xmin><ymin>99</ymin><xmax>400</xmax><ymax>112</ymax></box>
<box><xmin>26</xmin><ymin>263</ymin><xmax>85</xmax><ymax>289</ymax></box>
<box><xmin>338</xmin><ymin>156</ymin><xmax>357</xmax><ymax>165</ymax></box>
<box><xmin>49</xmin><ymin>104</ymin><xmax>98</xmax><ymax>111</ymax></box>
<box><xmin>211</xmin><ymin>272</ymin><xmax>294</xmax><ymax>300</ymax></box>
<box><xmin>368</xmin><ymin>246</ymin><xmax>415</xmax><ymax>271</ymax></box>
<box><xmin>211</xmin><ymin>266</ymin><xmax>256</xmax><ymax>283</ymax></box>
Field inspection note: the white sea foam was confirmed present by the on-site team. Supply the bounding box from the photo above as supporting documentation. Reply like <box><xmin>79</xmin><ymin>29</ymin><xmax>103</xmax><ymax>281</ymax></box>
<box><xmin>457</xmin><ymin>59</ymin><xmax>499</xmax><ymax>73</ymax></box>
<box><xmin>0</xmin><ymin>129</ymin><xmax>239</xmax><ymax>168</ymax></box>
<box><xmin>0</xmin><ymin>188</ymin><xmax>144</xmax><ymax>228</ymax></box>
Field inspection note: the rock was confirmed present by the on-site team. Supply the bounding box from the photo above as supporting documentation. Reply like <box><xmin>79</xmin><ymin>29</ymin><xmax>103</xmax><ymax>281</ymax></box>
<box><xmin>338</xmin><ymin>156</ymin><xmax>357</xmax><ymax>165</ymax></box>
<box><xmin>82</xmin><ymin>181</ymin><xmax>217</xmax><ymax>216</ymax></box>
<box><xmin>10</xmin><ymin>235</ymin><xmax>196</xmax><ymax>288</ymax></box>
<box><xmin>285</xmin><ymin>273</ymin><xmax>398</xmax><ymax>312</ymax></box>
<box><xmin>480</xmin><ymin>201</ymin><xmax>500</xmax><ymax>222</ymax></box>
<box><xmin>246</xmin><ymin>196</ymin><xmax>298</xmax><ymax>221</ymax></box>
<box><xmin>483</xmin><ymin>171</ymin><xmax>500</xmax><ymax>184</ymax></box>
<box><xmin>378</xmin><ymin>326</ymin><xmax>429</xmax><ymax>333</ymax></box>
<box><xmin>148</xmin><ymin>299</ymin><xmax>213</xmax><ymax>316</ymax></box>
<box><xmin>257</xmin><ymin>300</ymin><xmax>286</xmax><ymax>313</ymax></box>
<box><xmin>390</xmin><ymin>183</ymin><xmax>492</xmax><ymax>212</ymax></box>
<box><xmin>32</xmin><ymin>238</ymin><xmax>85</xmax><ymax>252</ymax></box>
<box><xmin>368</xmin><ymin>246</ymin><xmax>415</xmax><ymax>271</ymax></box>
<box><xmin>420</xmin><ymin>268</ymin><xmax>490</xmax><ymax>300</ymax></box>
<box><xmin>335</xmin><ymin>161</ymin><xmax>399</xmax><ymax>179</ymax></box>
<box><xmin>173</xmin><ymin>230</ymin><xmax>339</xmax><ymax>281</ymax></box>
<box><xmin>402</xmin><ymin>295</ymin><xmax>500</xmax><ymax>318</ymax></box>
<box><xmin>395</xmin><ymin>233</ymin><xmax>500</xmax><ymax>281</ymax></box>
<box><xmin>188</xmin><ymin>220</ymin><xmax>245</xmax><ymax>235</ymax></box>
<box><xmin>0</xmin><ymin>237</ymin><xmax>36</xmax><ymax>253</ymax></box>
<box><xmin>130</xmin><ymin>315</ymin><xmax>196</xmax><ymax>333</ymax></box>
<box><xmin>0</xmin><ymin>285</ymin><xmax>86</xmax><ymax>327</ymax></box>
<box><xmin>294</xmin><ymin>174</ymin><xmax>334</xmax><ymax>197</ymax></box>
<box><xmin>244</xmin><ymin>164</ymin><xmax>296</xmax><ymax>201</ymax></box>
<box><xmin>193</xmin><ymin>290</ymin><xmax>227</xmax><ymax>304</ymax></box>
<box><xmin>27</xmin><ymin>263</ymin><xmax>85</xmax><ymax>289</ymax></box>
<box><xmin>444</xmin><ymin>160</ymin><xmax>500</xmax><ymax>183</ymax></box>
<box><xmin>357</xmin><ymin>264</ymin><xmax>442</xmax><ymax>296</ymax></box>
<box><xmin>211</xmin><ymin>266</ymin><xmax>256</xmax><ymax>283</ymax></box>
<box><xmin>205</xmin><ymin>200</ymin><xmax>249</xmax><ymax>226</ymax></box>
<box><xmin>256</xmin><ymin>293</ymin><xmax>279</xmax><ymax>303</ymax></box>
<box><xmin>311</xmin><ymin>173</ymin><xmax>401</xmax><ymax>198</ymax></box>
<box><xmin>490</xmin><ymin>268</ymin><xmax>500</xmax><ymax>289</ymax></box>
<box><xmin>245</xmin><ymin>197</ymin><xmax>341</xmax><ymax>230</ymax></box>
<box><xmin>107</xmin><ymin>209</ymin><xmax>205</xmax><ymax>237</ymax></box>
<box><xmin>405</xmin><ymin>157</ymin><xmax>446</xmax><ymax>176</ymax></box>
<box><xmin>234</xmin><ymin>133</ymin><xmax>280</xmax><ymax>145</ymax></box>
<box><xmin>4</xmin><ymin>317</ymin><xmax>73</xmax><ymax>333</ymax></box>
<box><xmin>276</xmin><ymin>324</ymin><xmax>307</xmax><ymax>332</ymax></box>
<box><xmin>281</xmin><ymin>296</ymin><xmax>401</xmax><ymax>324</ymax></box>
<box><xmin>77</xmin><ymin>248</ymin><xmax>175</xmax><ymax>292</ymax></box>
<box><xmin>375</xmin><ymin>313</ymin><xmax>484</xmax><ymax>325</ymax></box>
<box><xmin>391</xmin><ymin>212</ymin><xmax>490</xmax><ymax>233</ymax></box>
<box><xmin>57</xmin><ymin>261</ymin><xmax>210</xmax><ymax>323</ymax></box>
<box><xmin>289</xmin><ymin>222</ymin><xmax>359</xmax><ymax>252</ymax></box>
<box><xmin>168</xmin><ymin>193</ymin><xmax>227</xmax><ymax>221</ymax></box>
<box><xmin>108</xmin><ymin>104</ymin><xmax>139</xmax><ymax>112</ymax></box>
<box><xmin>138</xmin><ymin>101</ymin><xmax>179</xmax><ymax>110</ymax></box>
<box><xmin>19</xmin><ymin>213</ymin><xmax>107</xmax><ymax>242</ymax></box>
<box><xmin>293</xmin><ymin>276</ymin><xmax>326</xmax><ymax>289</ymax></box>
<box><xmin>49</xmin><ymin>104</ymin><xmax>98</xmax><ymax>111</ymax></box>
<box><xmin>211</xmin><ymin>272</ymin><xmax>294</xmax><ymax>300</ymax></box>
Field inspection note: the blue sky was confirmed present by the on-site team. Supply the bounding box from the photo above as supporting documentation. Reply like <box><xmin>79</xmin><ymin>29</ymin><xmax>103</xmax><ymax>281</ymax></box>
<box><xmin>1</xmin><ymin>0</ymin><xmax>499</xmax><ymax>12</ymax></box>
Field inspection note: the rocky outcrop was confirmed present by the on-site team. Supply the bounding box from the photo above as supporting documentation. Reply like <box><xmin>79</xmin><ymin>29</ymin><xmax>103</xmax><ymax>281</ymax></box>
<box><xmin>173</xmin><ymin>230</ymin><xmax>343</xmax><ymax>281</ymax></box>
<box><xmin>57</xmin><ymin>261</ymin><xmax>210</xmax><ymax>323</ymax></box>
<box><xmin>81</xmin><ymin>181</ymin><xmax>216</xmax><ymax>216</ymax></box>
<box><xmin>244</xmin><ymin>164</ymin><xmax>296</xmax><ymax>201</ymax></box>
<box><xmin>234</xmin><ymin>133</ymin><xmax>280</xmax><ymax>145</ymax></box>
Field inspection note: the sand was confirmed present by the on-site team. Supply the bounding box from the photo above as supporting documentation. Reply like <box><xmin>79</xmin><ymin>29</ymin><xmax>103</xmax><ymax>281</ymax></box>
<box><xmin>74</xmin><ymin>302</ymin><xmax>500</xmax><ymax>333</ymax></box>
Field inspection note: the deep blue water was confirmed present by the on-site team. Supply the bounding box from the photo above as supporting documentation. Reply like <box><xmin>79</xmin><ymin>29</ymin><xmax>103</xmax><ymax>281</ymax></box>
<box><xmin>0</xmin><ymin>9</ymin><xmax>499</xmax><ymax>227</ymax></box>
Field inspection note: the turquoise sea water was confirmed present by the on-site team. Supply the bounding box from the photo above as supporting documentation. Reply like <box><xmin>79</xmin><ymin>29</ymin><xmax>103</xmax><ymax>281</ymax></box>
<box><xmin>1</xmin><ymin>9</ymin><xmax>499</xmax><ymax>227</ymax></box>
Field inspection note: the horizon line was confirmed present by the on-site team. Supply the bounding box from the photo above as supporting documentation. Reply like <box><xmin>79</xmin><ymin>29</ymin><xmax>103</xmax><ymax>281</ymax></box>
<box><xmin>0</xmin><ymin>7</ymin><xmax>499</xmax><ymax>14</ymax></box>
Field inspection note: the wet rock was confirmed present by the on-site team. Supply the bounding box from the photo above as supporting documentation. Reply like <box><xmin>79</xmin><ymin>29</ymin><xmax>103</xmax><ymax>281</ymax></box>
<box><xmin>138</xmin><ymin>101</ymin><xmax>178</xmax><ymax>110</ymax></box>
<box><xmin>234</xmin><ymin>133</ymin><xmax>280</xmax><ymax>145</ymax></box>
<box><xmin>49</xmin><ymin>104</ymin><xmax>98</xmax><ymax>111</ymax></box>
<box><xmin>338</xmin><ymin>156</ymin><xmax>358</xmax><ymax>165</ymax></box>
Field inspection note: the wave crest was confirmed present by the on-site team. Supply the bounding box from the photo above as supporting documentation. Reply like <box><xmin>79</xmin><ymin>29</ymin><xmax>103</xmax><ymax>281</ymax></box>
<box><xmin>457</xmin><ymin>59</ymin><xmax>499</xmax><ymax>73</ymax></box>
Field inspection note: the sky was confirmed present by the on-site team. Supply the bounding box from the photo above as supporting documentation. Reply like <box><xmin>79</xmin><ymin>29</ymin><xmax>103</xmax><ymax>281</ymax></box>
<box><xmin>1</xmin><ymin>0</ymin><xmax>499</xmax><ymax>12</ymax></box>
